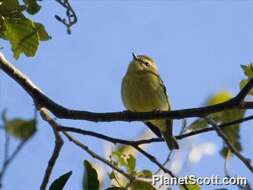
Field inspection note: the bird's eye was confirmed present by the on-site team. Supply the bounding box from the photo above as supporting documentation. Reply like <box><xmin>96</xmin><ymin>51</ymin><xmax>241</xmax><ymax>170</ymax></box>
<box><xmin>143</xmin><ymin>62</ymin><xmax>150</xmax><ymax>67</ymax></box>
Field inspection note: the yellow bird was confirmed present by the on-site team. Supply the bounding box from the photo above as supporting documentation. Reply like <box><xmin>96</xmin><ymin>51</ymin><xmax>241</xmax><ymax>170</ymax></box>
<box><xmin>121</xmin><ymin>53</ymin><xmax>179</xmax><ymax>150</ymax></box>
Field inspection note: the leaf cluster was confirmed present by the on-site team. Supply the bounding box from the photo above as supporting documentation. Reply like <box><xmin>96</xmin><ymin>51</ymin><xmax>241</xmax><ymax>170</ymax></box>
<box><xmin>0</xmin><ymin>0</ymin><xmax>50</xmax><ymax>59</ymax></box>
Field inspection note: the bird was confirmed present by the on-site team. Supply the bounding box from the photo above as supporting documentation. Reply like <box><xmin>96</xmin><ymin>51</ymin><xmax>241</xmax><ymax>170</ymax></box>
<box><xmin>121</xmin><ymin>53</ymin><xmax>179</xmax><ymax>150</ymax></box>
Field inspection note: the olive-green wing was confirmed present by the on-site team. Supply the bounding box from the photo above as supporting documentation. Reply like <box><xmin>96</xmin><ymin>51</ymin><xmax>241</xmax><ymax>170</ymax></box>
<box><xmin>149</xmin><ymin>71</ymin><xmax>170</xmax><ymax>105</ymax></box>
<box><xmin>150</xmin><ymin>71</ymin><xmax>173</xmax><ymax>134</ymax></box>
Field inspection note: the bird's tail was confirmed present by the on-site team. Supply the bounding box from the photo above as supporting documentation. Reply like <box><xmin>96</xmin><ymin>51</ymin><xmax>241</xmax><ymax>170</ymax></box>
<box><xmin>162</xmin><ymin>131</ymin><xmax>179</xmax><ymax>151</ymax></box>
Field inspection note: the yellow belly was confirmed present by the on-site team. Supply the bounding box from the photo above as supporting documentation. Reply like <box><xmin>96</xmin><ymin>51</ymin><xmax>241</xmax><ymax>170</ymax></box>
<box><xmin>122</xmin><ymin>72</ymin><xmax>168</xmax><ymax>111</ymax></box>
<box><xmin>121</xmin><ymin>72</ymin><xmax>170</xmax><ymax>131</ymax></box>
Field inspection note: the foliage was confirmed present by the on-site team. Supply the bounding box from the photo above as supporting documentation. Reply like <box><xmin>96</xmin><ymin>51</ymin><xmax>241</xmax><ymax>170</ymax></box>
<box><xmin>189</xmin><ymin>91</ymin><xmax>244</xmax><ymax>158</ymax></box>
<box><xmin>240</xmin><ymin>64</ymin><xmax>253</xmax><ymax>95</ymax></box>
<box><xmin>0</xmin><ymin>1</ymin><xmax>252</xmax><ymax>190</ymax></box>
<box><xmin>49</xmin><ymin>171</ymin><xmax>72</xmax><ymax>190</ymax></box>
<box><xmin>3</xmin><ymin>115</ymin><xmax>37</xmax><ymax>139</ymax></box>
<box><xmin>83</xmin><ymin>160</ymin><xmax>100</xmax><ymax>190</ymax></box>
<box><xmin>107</xmin><ymin>150</ymin><xmax>156</xmax><ymax>190</ymax></box>
<box><xmin>0</xmin><ymin>0</ymin><xmax>50</xmax><ymax>59</ymax></box>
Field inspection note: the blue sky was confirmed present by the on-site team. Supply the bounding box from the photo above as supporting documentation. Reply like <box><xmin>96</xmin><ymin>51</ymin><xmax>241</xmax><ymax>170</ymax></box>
<box><xmin>0</xmin><ymin>1</ymin><xmax>253</xmax><ymax>190</ymax></box>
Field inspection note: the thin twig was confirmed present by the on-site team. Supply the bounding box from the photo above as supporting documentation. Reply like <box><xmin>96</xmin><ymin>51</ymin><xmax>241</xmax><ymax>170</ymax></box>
<box><xmin>156</xmin><ymin>120</ymin><xmax>187</xmax><ymax>175</ymax></box>
<box><xmin>59</xmin><ymin>114</ymin><xmax>253</xmax><ymax>146</ymax></box>
<box><xmin>3</xmin><ymin>131</ymin><xmax>10</xmax><ymax>166</ymax></box>
<box><xmin>224</xmin><ymin>151</ymin><xmax>252</xmax><ymax>190</ymax></box>
<box><xmin>39</xmin><ymin>108</ymin><xmax>64</xmax><ymax>190</ymax></box>
<box><xmin>133</xmin><ymin>146</ymin><xmax>188</xmax><ymax>190</ymax></box>
<box><xmin>62</xmin><ymin>131</ymin><xmax>133</xmax><ymax>180</ymax></box>
<box><xmin>0</xmin><ymin>140</ymin><xmax>28</xmax><ymax>188</ymax></box>
<box><xmin>205</xmin><ymin>117</ymin><xmax>253</xmax><ymax>173</ymax></box>
<box><xmin>0</xmin><ymin>53</ymin><xmax>253</xmax><ymax>123</ymax></box>
<box><xmin>55</xmin><ymin>0</ymin><xmax>77</xmax><ymax>34</ymax></box>
<box><xmin>39</xmin><ymin>108</ymin><xmax>133</xmax><ymax>188</ymax></box>
<box><xmin>59</xmin><ymin>127</ymin><xmax>186</xmax><ymax>189</ymax></box>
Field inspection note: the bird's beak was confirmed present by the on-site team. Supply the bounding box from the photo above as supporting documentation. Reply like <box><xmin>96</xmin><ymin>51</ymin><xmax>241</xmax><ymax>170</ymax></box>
<box><xmin>132</xmin><ymin>52</ymin><xmax>137</xmax><ymax>60</ymax></box>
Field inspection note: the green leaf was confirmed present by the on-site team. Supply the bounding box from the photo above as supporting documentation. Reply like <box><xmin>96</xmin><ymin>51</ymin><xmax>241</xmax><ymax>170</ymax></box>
<box><xmin>109</xmin><ymin>171</ymin><xmax>117</xmax><ymax>180</ymax></box>
<box><xmin>126</xmin><ymin>154</ymin><xmax>135</xmax><ymax>173</ymax></box>
<box><xmin>219</xmin><ymin>109</ymin><xmax>244</xmax><ymax>158</ymax></box>
<box><xmin>5</xmin><ymin>118</ymin><xmax>36</xmax><ymax>139</ymax></box>
<box><xmin>207</xmin><ymin>91</ymin><xmax>245</xmax><ymax>158</ymax></box>
<box><xmin>112</xmin><ymin>151</ymin><xmax>128</xmax><ymax>168</ymax></box>
<box><xmin>188</xmin><ymin>118</ymin><xmax>208</xmax><ymax>130</ymax></box>
<box><xmin>49</xmin><ymin>171</ymin><xmax>72</xmax><ymax>190</ymax></box>
<box><xmin>207</xmin><ymin>91</ymin><xmax>232</xmax><ymax>105</ymax></box>
<box><xmin>23</xmin><ymin>0</ymin><xmax>41</xmax><ymax>15</ymax></box>
<box><xmin>0</xmin><ymin>0</ymin><xmax>25</xmax><ymax>18</ymax></box>
<box><xmin>83</xmin><ymin>160</ymin><xmax>99</xmax><ymax>190</ymax></box>
<box><xmin>136</xmin><ymin>170</ymin><xmax>152</xmax><ymax>178</ymax></box>
<box><xmin>240</xmin><ymin>64</ymin><xmax>253</xmax><ymax>78</ymax></box>
<box><xmin>3</xmin><ymin>17</ymin><xmax>39</xmax><ymax>59</ymax></box>
<box><xmin>189</xmin><ymin>91</ymin><xmax>245</xmax><ymax>159</ymax></box>
<box><xmin>35</xmin><ymin>22</ymin><xmax>51</xmax><ymax>41</ymax></box>
<box><xmin>179</xmin><ymin>184</ymin><xmax>201</xmax><ymax>190</ymax></box>
<box><xmin>129</xmin><ymin>180</ymin><xmax>156</xmax><ymax>190</ymax></box>
<box><xmin>111</xmin><ymin>151</ymin><xmax>136</xmax><ymax>174</ymax></box>
<box><xmin>240</xmin><ymin>79</ymin><xmax>253</xmax><ymax>96</ymax></box>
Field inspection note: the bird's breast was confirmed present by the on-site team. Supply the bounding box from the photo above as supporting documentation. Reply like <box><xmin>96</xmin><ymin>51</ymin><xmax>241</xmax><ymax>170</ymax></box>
<box><xmin>121</xmin><ymin>72</ymin><xmax>168</xmax><ymax>112</ymax></box>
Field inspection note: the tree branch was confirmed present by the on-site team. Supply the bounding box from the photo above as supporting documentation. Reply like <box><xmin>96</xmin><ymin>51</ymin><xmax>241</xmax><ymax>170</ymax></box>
<box><xmin>62</xmin><ymin>131</ymin><xmax>133</xmax><ymax>181</ymax></box>
<box><xmin>59</xmin><ymin>114</ymin><xmax>253</xmax><ymax>146</ymax></box>
<box><xmin>36</xmin><ymin>108</ymin><xmax>133</xmax><ymax>183</ymax></box>
<box><xmin>55</xmin><ymin>0</ymin><xmax>77</xmax><ymax>34</ymax></box>
<box><xmin>0</xmin><ymin>139</ymin><xmax>28</xmax><ymax>188</ymax></box>
<box><xmin>0</xmin><ymin>53</ymin><xmax>253</xmax><ymax>123</ymax></box>
<box><xmin>205</xmin><ymin>118</ymin><xmax>253</xmax><ymax>173</ymax></box>
<box><xmin>39</xmin><ymin>108</ymin><xmax>64</xmax><ymax>190</ymax></box>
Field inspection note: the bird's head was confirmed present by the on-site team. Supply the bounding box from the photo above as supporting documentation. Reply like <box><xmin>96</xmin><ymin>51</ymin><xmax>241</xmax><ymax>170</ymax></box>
<box><xmin>127</xmin><ymin>53</ymin><xmax>158</xmax><ymax>73</ymax></box>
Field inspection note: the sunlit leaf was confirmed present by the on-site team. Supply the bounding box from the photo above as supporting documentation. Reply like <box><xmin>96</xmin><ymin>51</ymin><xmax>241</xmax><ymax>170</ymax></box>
<box><xmin>188</xmin><ymin>118</ymin><xmax>208</xmax><ymax>130</ymax></box>
<box><xmin>207</xmin><ymin>91</ymin><xmax>232</xmax><ymax>105</ymax></box>
<box><xmin>112</xmin><ymin>151</ymin><xmax>128</xmax><ymax>168</ymax></box>
<box><xmin>129</xmin><ymin>180</ymin><xmax>156</xmax><ymax>190</ymax></box>
<box><xmin>111</xmin><ymin>151</ymin><xmax>136</xmax><ymax>174</ymax></box>
<box><xmin>136</xmin><ymin>170</ymin><xmax>152</xmax><ymax>178</ymax></box>
<box><xmin>3</xmin><ymin>17</ymin><xmax>39</xmax><ymax>58</ymax></box>
<box><xmin>188</xmin><ymin>91</ymin><xmax>244</xmax><ymax>159</ymax></box>
<box><xmin>5</xmin><ymin>118</ymin><xmax>36</xmax><ymax>139</ymax></box>
<box><xmin>23</xmin><ymin>0</ymin><xmax>41</xmax><ymax>15</ymax></box>
<box><xmin>83</xmin><ymin>160</ymin><xmax>99</xmax><ymax>190</ymax></box>
<box><xmin>126</xmin><ymin>154</ymin><xmax>135</xmax><ymax>173</ymax></box>
<box><xmin>240</xmin><ymin>79</ymin><xmax>253</xmax><ymax>96</ymax></box>
<box><xmin>240</xmin><ymin>64</ymin><xmax>253</xmax><ymax>78</ymax></box>
<box><xmin>109</xmin><ymin>171</ymin><xmax>117</xmax><ymax>180</ymax></box>
<box><xmin>180</xmin><ymin>184</ymin><xmax>201</xmax><ymax>190</ymax></box>
<box><xmin>207</xmin><ymin>91</ymin><xmax>244</xmax><ymax>158</ymax></box>
<box><xmin>2</xmin><ymin>17</ymin><xmax>50</xmax><ymax>59</ymax></box>
<box><xmin>35</xmin><ymin>22</ymin><xmax>51</xmax><ymax>41</ymax></box>
<box><xmin>49</xmin><ymin>171</ymin><xmax>72</xmax><ymax>190</ymax></box>
<box><xmin>0</xmin><ymin>0</ymin><xmax>25</xmax><ymax>18</ymax></box>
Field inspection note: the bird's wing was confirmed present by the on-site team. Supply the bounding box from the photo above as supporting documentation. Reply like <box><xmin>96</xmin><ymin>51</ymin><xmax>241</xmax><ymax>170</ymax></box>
<box><xmin>144</xmin><ymin>122</ymin><xmax>162</xmax><ymax>137</ymax></box>
<box><xmin>149</xmin><ymin>71</ymin><xmax>173</xmax><ymax>134</ymax></box>
<box><xmin>150</xmin><ymin>71</ymin><xmax>170</xmax><ymax>107</ymax></box>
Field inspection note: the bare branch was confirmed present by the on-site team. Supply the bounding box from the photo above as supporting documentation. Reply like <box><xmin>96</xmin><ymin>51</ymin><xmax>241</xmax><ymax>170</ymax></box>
<box><xmin>55</xmin><ymin>0</ymin><xmax>77</xmax><ymax>34</ymax></box>
<box><xmin>62</xmin><ymin>131</ymin><xmax>133</xmax><ymax>181</ymax></box>
<box><xmin>0</xmin><ymin>139</ymin><xmax>28</xmax><ymax>188</ymax></box>
<box><xmin>59</xmin><ymin>127</ymin><xmax>186</xmax><ymax>189</ymax></box>
<box><xmin>59</xmin><ymin>114</ymin><xmax>253</xmax><ymax>146</ymax></box>
<box><xmin>39</xmin><ymin>108</ymin><xmax>64</xmax><ymax>190</ymax></box>
<box><xmin>0</xmin><ymin>53</ymin><xmax>253</xmax><ymax>123</ymax></box>
<box><xmin>1</xmin><ymin>52</ymin><xmax>253</xmax><ymax>187</ymax></box>
<box><xmin>205</xmin><ymin>118</ymin><xmax>253</xmax><ymax>173</ymax></box>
